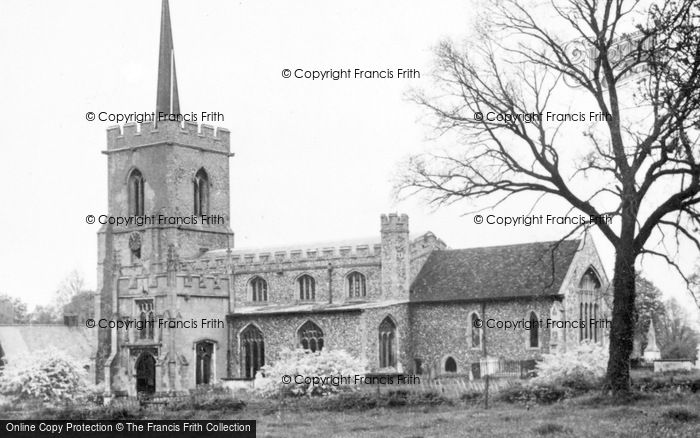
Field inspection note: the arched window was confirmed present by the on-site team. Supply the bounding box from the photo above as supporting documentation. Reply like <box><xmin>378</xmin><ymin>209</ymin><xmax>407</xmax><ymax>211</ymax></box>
<box><xmin>196</xmin><ymin>341</ymin><xmax>214</xmax><ymax>385</ymax></box>
<box><xmin>128</xmin><ymin>169</ymin><xmax>145</xmax><ymax>216</ymax></box>
<box><xmin>579</xmin><ymin>268</ymin><xmax>601</xmax><ymax>342</ymax></box>
<box><xmin>529</xmin><ymin>311</ymin><xmax>539</xmax><ymax>348</ymax></box>
<box><xmin>347</xmin><ymin>272</ymin><xmax>366</xmax><ymax>298</ymax></box>
<box><xmin>579</xmin><ymin>302</ymin><xmax>583</xmax><ymax>341</ymax></box>
<box><xmin>249</xmin><ymin>277</ymin><xmax>268</xmax><ymax>302</ymax></box>
<box><xmin>298</xmin><ymin>320</ymin><xmax>324</xmax><ymax>352</ymax></box>
<box><xmin>137</xmin><ymin>300</ymin><xmax>154</xmax><ymax>340</ymax></box>
<box><xmin>298</xmin><ymin>275</ymin><xmax>315</xmax><ymax>301</ymax></box>
<box><xmin>378</xmin><ymin>316</ymin><xmax>397</xmax><ymax>368</ymax></box>
<box><xmin>594</xmin><ymin>303</ymin><xmax>598</xmax><ymax>342</ymax></box>
<box><xmin>549</xmin><ymin>302</ymin><xmax>563</xmax><ymax>349</ymax></box>
<box><xmin>579</xmin><ymin>268</ymin><xmax>602</xmax><ymax>290</ymax></box>
<box><xmin>470</xmin><ymin>312</ymin><xmax>482</xmax><ymax>348</ymax></box>
<box><xmin>193</xmin><ymin>168</ymin><xmax>209</xmax><ymax>216</ymax></box>
<box><xmin>240</xmin><ymin>325</ymin><xmax>264</xmax><ymax>379</ymax></box>
<box><xmin>444</xmin><ymin>357</ymin><xmax>457</xmax><ymax>373</ymax></box>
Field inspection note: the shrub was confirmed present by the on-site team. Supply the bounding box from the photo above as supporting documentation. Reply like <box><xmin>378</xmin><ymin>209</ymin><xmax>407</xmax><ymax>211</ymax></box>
<box><xmin>0</xmin><ymin>349</ymin><xmax>91</xmax><ymax>402</ymax></box>
<box><xmin>531</xmin><ymin>341</ymin><xmax>607</xmax><ymax>392</ymax></box>
<box><xmin>316</xmin><ymin>389</ymin><xmax>452</xmax><ymax>411</ymax></box>
<box><xmin>533</xmin><ymin>423</ymin><xmax>567</xmax><ymax>435</ymax></box>
<box><xmin>632</xmin><ymin>372</ymin><xmax>700</xmax><ymax>393</ymax></box>
<box><xmin>254</xmin><ymin>348</ymin><xmax>367</xmax><ymax>398</ymax></box>
<box><xmin>496</xmin><ymin>383</ymin><xmax>531</xmax><ymax>403</ymax></box>
<box><xmin>496</xmin><ymin>382</ymin><xmax>568</xmax><ymax>404</ymax></box>
<box><xmin>459</xmin><ymin>390</ymin><xmax>482</xmax><ymax>403</ymax></box>
<box><xmin>169</xmin><ymin>395</ymin><xmax>246</xmax><ymax>411</ymax></box>
<box><xmin>188</xmin><ymin>382</ymin><xmax>231</xmax><ymax>396</ymax></box>
<box><xmin>662</xmin><ymin>407</ymin><xmax>698</xmax><ymax>422</ymax></box>
<box><xmin>528</xmin><ymin>383</ymin><xmax>568</xmax><ymax>404</ymax></box>
<box><xmin>321</xmin><ymin>391</ymin><xmax>378</xmax><ymax>411</ymax></box>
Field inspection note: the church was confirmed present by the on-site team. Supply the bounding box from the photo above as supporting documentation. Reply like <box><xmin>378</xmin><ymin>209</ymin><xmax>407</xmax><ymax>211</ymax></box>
<box><xmin>95</xmin><ymin>1</ymin><xmax>610</xmax><ymax>396</ymax></box>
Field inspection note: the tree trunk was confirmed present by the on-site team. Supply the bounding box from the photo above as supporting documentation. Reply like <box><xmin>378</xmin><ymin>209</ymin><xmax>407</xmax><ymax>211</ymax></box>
<box><xmin>605</xmin><ymin>238</ymin><xmax>637</xmax><ymax>394</ymax></box>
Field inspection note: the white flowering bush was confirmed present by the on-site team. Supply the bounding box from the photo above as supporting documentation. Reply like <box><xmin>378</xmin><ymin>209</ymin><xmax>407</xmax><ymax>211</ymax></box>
<box><xmin>0</xmin><ymin>349</ymin><xmax>91</xmax><ymax>402</ymax></box>
<box><xmin>531</xmin><ymin>340</ymin><xmax>608</xmax><ymax>390</ymax></box>
<box><xmin>254</xmin><ymin>348</ymin><xmax>367</xmax><ymax>398</ymax></box>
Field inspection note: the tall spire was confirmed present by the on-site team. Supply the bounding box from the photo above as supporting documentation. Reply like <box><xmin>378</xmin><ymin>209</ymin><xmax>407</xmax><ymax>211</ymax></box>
<box><xmin>156</xmin><ymin>0</ymin><xmax>180</xmax><ymax>115</ymax></box>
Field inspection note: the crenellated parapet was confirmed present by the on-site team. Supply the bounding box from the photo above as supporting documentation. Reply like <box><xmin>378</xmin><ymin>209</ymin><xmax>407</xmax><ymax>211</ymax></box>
<box><xmin>116</xmin><ymin>272</ymin><xmax>230</xmax><ymax>297</ymax></box>
<box><xmin>105</xmin><ymin>120</ymin><xmax>230</xmax><ymax>154</ymax></box>
<box><xmin>223</xmin><ymin>243</ymin><xmax>381</xmax><ymax>268</ymax></box>
<box><xmin>410</xmin><ymin>232</ymin><xmax>447</xmax><ymax>258</ymax></box>
<box><xmin>381</xmin><ymin>213</ymin><xmax>409</xmax><ymax>233</ymax></box>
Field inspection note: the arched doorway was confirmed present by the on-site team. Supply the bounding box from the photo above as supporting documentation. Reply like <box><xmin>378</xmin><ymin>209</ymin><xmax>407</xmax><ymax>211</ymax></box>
<box><xmin>196</xmin><ymin>341</ymin><xmax>213</xmax><ymax>385</ymax></box>
<box><xmin>135</xmin><ymin>352</ymin><xmax>156</xmax><ymax>394</ymax></box>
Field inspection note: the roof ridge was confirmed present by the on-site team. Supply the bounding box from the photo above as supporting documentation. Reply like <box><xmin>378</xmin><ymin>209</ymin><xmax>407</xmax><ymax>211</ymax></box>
<box><xmin>442</xmin><ymin>239</ymin><xmax>580</xmax><ymax>252</ymax></box>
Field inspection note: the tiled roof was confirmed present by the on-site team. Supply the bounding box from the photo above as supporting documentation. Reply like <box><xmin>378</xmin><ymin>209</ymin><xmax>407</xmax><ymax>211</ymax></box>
<box><xmin>410</xmin><ymin>240</ymin><xmax>580</xmax><ymax>302</ymax></box>
<box><xmin>0</xmin><ymin>325</ymin><xmax>95</xmax><ymax>363</ymax></box>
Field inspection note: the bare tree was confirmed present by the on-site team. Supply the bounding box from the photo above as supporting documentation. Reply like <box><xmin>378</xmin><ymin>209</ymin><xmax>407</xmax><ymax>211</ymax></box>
<box><xmin>55</xmin><ymin>269</ymin><xmax>86</xmax><ymax>309</ymax></box>
<box><xmin>401</xmin><ymin>0</ymin><xmax>700</xmax><ymax>393</ymax></box>
<box><xmin>658</xmin><ymin>298</ymin><xmax>700</xmax><ymax>360</ymax></box>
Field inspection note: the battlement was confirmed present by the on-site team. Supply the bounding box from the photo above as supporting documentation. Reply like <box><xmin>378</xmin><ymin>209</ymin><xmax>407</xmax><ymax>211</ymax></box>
<box><xmin>198</xmin><ymin>242</ymin><xmax>382</xmax><ymax>267</ymax></box>
<box><xmin>106</xmin><ymin>120</ymin><xmax>230</xmax><ymax>154</ymax></box>
<box><xmin>410</xmin><ymin>231</ymin><xmax>447</xmax><ymax>256</ymax></box>
<box><xmin>381</xmin><ymin>213</ymin><xmax>409</xmax><ymax>232</ymax></box>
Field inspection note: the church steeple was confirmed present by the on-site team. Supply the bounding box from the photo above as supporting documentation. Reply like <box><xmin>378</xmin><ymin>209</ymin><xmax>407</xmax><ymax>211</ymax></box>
<box><xmin>156</xmin><ymin>0</ymin><xmax>180</xmax><ymax>115</ymax></box>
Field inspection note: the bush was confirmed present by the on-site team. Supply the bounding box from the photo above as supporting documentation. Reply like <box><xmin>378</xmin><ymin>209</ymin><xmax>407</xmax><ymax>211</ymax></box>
<box><xmin>0</xmin><ymin>349</ymin><xmax>92</xmax><ymax>402</ymax></box>
<box><xmin>531</xmin><ymin>341</ymin><xmax>607</xmax><ymax>392</ymax></box>
<box><xmin>532</xmin><ymin>423</ymin><xmax>567</xmax><ymax>435</ymax></box>
<box><xmin>459</xmin><ymin>390</ymin><xmax>483</xmax><ymax>403</ymax></box>
<box><xmin>632</xmin><ymin>372</ymin><xmax>700</xmax><ymax>393</ymax></box>
<box><xmin>169</xmin><ymin>394</ymin><xmax>246</xmax><ymax>411</ymax></box>
<box><xmin>317</xmin><ymin>389</ymin><xmax>452</xmax><ymax>411</ymax></box>
<box><xmin>254</xmin><ymin>348</ymin><xmax>367</xmax><ymax>398</ymax></box>
<box><xmin>662</xmin><ymin>407</ymin><xmax>698</xmax><ymax>422</ymax></box>
<box><xmin>496</xmin><ymin>382</ymin><xmax>568</xmax><ymax>404</ymax></box>
<box><xmin>321</xmin><ymin>391</ymin><xmax>378</xmax><ymax>411</ymax></box>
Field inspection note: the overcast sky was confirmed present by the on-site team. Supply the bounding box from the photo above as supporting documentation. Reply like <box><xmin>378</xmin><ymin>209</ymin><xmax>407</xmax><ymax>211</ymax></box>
<box><xmin>0</xmin><ymin>0</ymin><xmax>696</xmax><ymax>317</ymax></box>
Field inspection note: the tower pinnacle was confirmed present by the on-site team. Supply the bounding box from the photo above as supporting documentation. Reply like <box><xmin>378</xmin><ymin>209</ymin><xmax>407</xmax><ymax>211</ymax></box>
<box><xmin>156</xmin><ymin>0</ymin><xmax>180</xmax><ymax>115</ymax></box>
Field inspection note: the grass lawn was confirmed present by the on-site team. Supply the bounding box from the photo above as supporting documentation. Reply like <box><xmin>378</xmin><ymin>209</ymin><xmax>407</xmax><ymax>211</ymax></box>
<box><xmin>148</xmin><ymin>392</ymin><xmax>700</xmax><ymax>437</ymax></box>
<box><xmin>2</xmin><ymin>389</ymin><xmax>699</xmax><ymax>437</ymax></box>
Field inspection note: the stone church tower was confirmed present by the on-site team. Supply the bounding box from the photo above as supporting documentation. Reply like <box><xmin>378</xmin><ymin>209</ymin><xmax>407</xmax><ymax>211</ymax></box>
<box><xmin>96</xmin><ymin>0</ymin><xmax>233</xmax><ymax>394</ymax></box>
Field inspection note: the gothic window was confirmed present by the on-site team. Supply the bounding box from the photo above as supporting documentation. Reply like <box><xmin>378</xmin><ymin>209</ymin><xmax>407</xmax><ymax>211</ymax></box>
<box><xmin>249</xmin><ymin>277</ymin><xmax>268</xmax><ymax>302</ymax></box>
<box><xmin>136</xmin><ymin>300</ymin><xmax>154</xmax><ymax>340</ymax></box>
<box><xmin>378</xmin><ymin>316</ymin><xmax>397</xmax><ymax>368</ymax></box>
<box><xmin>298</xmin><ymin>275</ymin><xmax>315</xmax><ymax>301</ymax></box>
<box><xmin>470</xmin><ymin>312</ymin><xmax>482</xmax><ymax>348</ymax></box>
<box><xmin>241</xmin><ymin>325</ymin><xmax>264</xmax><ymax>379</ymax></box>
<box><xmin>578</xmin><ymin>268</ymin><xmax>602</xmax><ymax>343</ymax></box>
<box><xmin>347</xmin><ymin>271</ymin><xmax>366</xmax><ymax>298</ymax></box>
<box><xmin>529</xmin><ymin>311</ymin><xmax>539</xmax><ymax>348</ymax></box>
<box><xmin>579</xmin><ymin>302</ymin><xmax>583</xmax><ymax>342</ymax></box>
<box><xmin>550</xmin><ymin>302</ymin><xmax>563</xmax><ymax>349</ymax></box>
<box><xmin>298</xmin><ymin>320</ymin><xmax>324</xmax><ymax>352</ymax></box>
<box><xmin>193</xmin><ymin>168</ymin><xmax>209</xmax><ymax>216</ymax></box>
<box><xmin>128</xmin><ymin>169</ymin><xmax>145</xmax><ymax>216</ymax></box>
<box><xmin>444</xmin><ymin>356</ymin><xmax>457</xmax><ymax>373</ymax></box>
<box><xmin>414</xmin><ymin>358</ymin><xmax>423</xmax><ymax>375</ymax></box>
<box><xmin>579</xmin><ymin>268</ymin><xmax>602</xmax><ymax>290</ymax></box>
<box><xmin>196</xmin><ymin>341</ymin><xmax>214</xmax><ymax>385</ymax></box>
<box><xmin>594</xmin><ymin>303</ymin><xmax>598</xmax><ymax>342</ymax></box>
